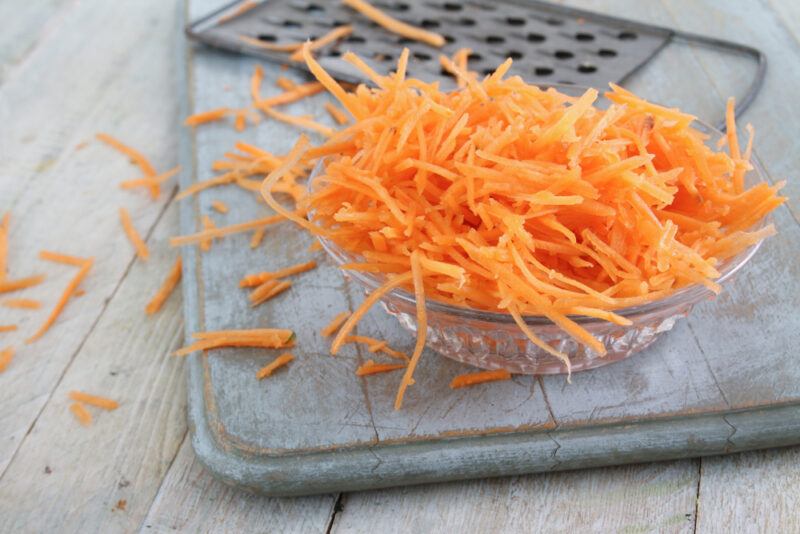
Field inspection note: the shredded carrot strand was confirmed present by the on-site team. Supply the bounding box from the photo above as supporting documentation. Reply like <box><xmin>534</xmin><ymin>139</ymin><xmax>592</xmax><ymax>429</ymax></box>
<box><xmin>96</xmin><ymin>133</ymin><xmax>157</xmax><ymax>177</ymax></box>
<box><xmin>324</xmin><ymin>102</ymin><xmax>349</xmax><ymax>125</ymax></box>
<box><xmin>211</xmin><ymin>200</ymin><xmax>229</xmax><ymax>214</ymax></box>
<box><xmin>239</xmin><ymin>261</ymin><xmax>317</xmax><ymax>287</ymax></box>
<box><xmin>288</xmin><ymin>26</ymin><xmax>353</xmax><ymax>61</ymax></box>
<box><xmin>145</xmin><ymin>256</ymin><xmax>182</xmax><ymax>315</ymax></box>
<box><xmin>0</xmin><ymin>346</ymin><xmax>14</xmax><ymax>373</ymax></box>
<box><xmin>320</xmin><ymin>311</ymin><xmax>351</xmax><ymax>337</ymax></box>
<box><xmin>0</xmin><ymin>213</ymin><xmax>8</xmax><ymax>281</ymax></box>
<box><xmin>450</xmin><ymin>369</ymin><xmax>512</xmax><ymax>389</ymax></box>
<box><xmin>394</xmin><ymin>250</ymin><xmax>427</xmax><ymax>409</ymax></box>
<box><xmin>342</xmin><ymin>0</ymin><xmax>445</xmax><ymax>47</ymax></box>
<box><xmin>250</xmin><ymin>227</ymin><xmax>266</xmax><ymax>248</ymax></box>
<box><xmin>27</xmin><ymin>256</ymin><xmax>93</xmax><ymax>343</ymax></box>
<box><xmin>70</xmin><ymin>402</ymin><xmax>92</xmax><ymax>426</ymax></box>
<box><xmin>356</xmin><ymin>359</ymin><xmax>405</xmax><ymax>376</ymax></box>
<box><xmin>170</xmin><ymin>214</ymin><xmax>286</xmax><ymax>246</ymax></box>
<box><xmin>0</xmin><ymin>325</ymin><xmax>17</xmax><ymax>333</ymax></box>
<box><xmin>68</xmin><ymin>391</ymin><xmax>119</xmax><ymax>410</ymax></box>
<box><xmin>119</xmin><ymin>208</ymin><xmax>150</xmax><ymax>261</ymax></box>
<box><xmin>238</xmin><ymin>35</ymin><xmax>303</xmax><ymax>52</ymax></box>
<box><xmin>256</xmin><ymin>352</ymin><xmax>295</xmax><ymax>379</ymax></box>
<box><xmin>184</xmin><ymin>108</ymin><xmax>231</xmax><ymax>126</ymax></box>
<box><xmin>218</xmin><ymin>0</ymin><xmax>258</xmax><ymax>23</ymax></box>
<box><xmin>276</xmin><ymin>76</ymin><xmax>297</xmax><ymax>91</ymax></box>
<box><xmin>3</xmin><ymin>299</ymin><xmax>42</xmax><ymax>309</ymax></box>
<box><xmin>0</xmin><ymin>275</ymin><xmax>46</xmax><ymax>294</ymax></box>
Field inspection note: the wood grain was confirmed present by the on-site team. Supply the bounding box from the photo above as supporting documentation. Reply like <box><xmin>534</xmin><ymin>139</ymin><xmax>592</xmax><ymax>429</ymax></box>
<box><xmin>0</xmin><ymin>0</ymin><xmax>181</xmax><ymax>476</ymax></box>
<box><xmin>0</xmin><ymin>205</ymin><xmax>187</xmax><ymax>533</ymax></box>
<box><xmin>333</xmin><ymin>461</ymin><xmax>698</xmax><ymax>534</ymax></box>
<box><xmin>141</xmin><ymin>437</ymin><xmax>337</xmax><ymax>534</ymax></box>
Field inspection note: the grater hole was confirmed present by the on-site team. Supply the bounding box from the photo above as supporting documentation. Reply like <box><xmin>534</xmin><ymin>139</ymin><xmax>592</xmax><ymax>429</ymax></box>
<box><xmin>327</xmin><ymin>49</ymin><xmax>341</xmax><ymax>57</ymax></box>
<box><xmin>506</xmin><ymin>17</ymin><xmax>526</xmax><ymax>26</ymax></box>
<box><xmin>443</xmin><ymin>34</ymin><xmax>456</xmax><ymax>44</ymax></box>
<box><xmin>546</xmin><ymin>18</ymin><xmax>564</xmax><ymax>26</ymax></box>
<box><xmin>420</xmin><ymin>19</ymin><xmax>440</xmax><ymax>28</ymax></box>
<box><xmin>618</xmin><ymin>31</ymin><xmax>637</xmax><ymax>40</ymax></box>
<box><xmin>482</xmin><ymin>68</ymin><xmax>495</xmax><ymax>76</ymax></box>
<box><xmin>535</xmin><ymin>67</ymin><xmax>554</xmax><ymax>76</ymax></box>
<box><xmin>297</xmin><ymin>3</ymin><xmax>324</xmax><ymax>13</ymax></box>
<box><xmin>374</xmin><ymin>53</ymin><xmax>393</xmax><ymax>62</ymax></box>
<box><xmin>346</xmin><ymin>35</ymin><xmax>367</xmax><ymax>43</ymax></box>
<box><xmin>442</xmin><ymin>2</ymin><xmax>463</xmax><ymax>11</ymax></box>
<box><xmin>575</xmin><ymin>32</ymin><xmax>595</xmax><ymax>41</ymax></box>
<box><xmin>598</xmin><ymin>48</ymin><xmax>618</xmax><ymax>57</ymax></box>
<box><xmin>468</xmin><ymin>52</ymin><xmax>483</xmax><ymax>61</ymax></box>
<box><xmin>281</xmin><ymin>20</ymin><xmax>302</xmax><ymax>28</ymax></box>
<box><xmin>554</xmin><ymin>50</ymin><xmax>574</xmax><ymax>60</ymax></box>
<box><xmin>578</xmin><ymin>63</ymin><xmax>597</xmax><ymax>73</ymax></box>
<box><xmin>527</xmin><ymin>33</ymin><xmax>546</xmax><ymax>43</ymax></box>
<box><xmin>459</xmin><ymin>17</ymin><xmax>476</xmax><ymax>26</ymax></box>
<box><xmin>486</xmin><ymin>35</ymin><xmax>505</xmax><ymax>44</ymax></box>
<box><xmin>397</xmin><ymin>37</ymin><xmax>415</xmax><ymax>44</ymax></box>
<box><xmin>506</xmin><ymin>50</ymin><xmax>523</xmax><ymax>60</ymax></box>
<box><xmin>467</xmin><ymin>2</ymin><xmax>495</xmax><ymax>11</ymax></box>
<box><xmin>413</xmin><ymin>51</ymin><xmax>433</xmax><ymax>61</ymax></box>
<box><xmin>257</xmin><ymin>34</ymin><xmax>277</xmax><ymax>42</ymax></box>
<box><xmin>557</xmin><ymin>80</ymin><xmax>575</xmax><ymax>85</ymax></box>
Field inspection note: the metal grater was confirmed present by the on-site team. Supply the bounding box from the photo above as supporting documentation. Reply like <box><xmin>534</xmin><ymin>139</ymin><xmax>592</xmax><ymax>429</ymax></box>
<box><xmin>187</xmin><ymin>0</ymin><xmax>766</xmax><ymax>125</ymax></box>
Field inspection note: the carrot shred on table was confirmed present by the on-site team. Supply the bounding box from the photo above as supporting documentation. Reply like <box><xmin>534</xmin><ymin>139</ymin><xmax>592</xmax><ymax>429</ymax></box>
<box><xmin>276</xmin><ymin>76</ymin><xmax>297</xmax><ymax>91</ymax></box>
<box><xmin>0</xmin><ymin>346</ymin><xmax>14</xmax><ymax>373</ymax></box>
<box><xmin>69</xmin><ymin>402</ymin><xmax>92</xmax><ymax>426</ymax></box>
<box><xmin>0</xmin><ymin>275</ymin><xmax>46</xmax><ymax>294</ymax></box>
<box><xmin>250</xmin><ymin>279</ymin><xmax>292</xmax><ymax>306</ymax></box>
<box><xmin>342</xmin><ymin>335</ymin><xmax>388</xmax><ymax>353</ymax></box>
<box><xmin>342</xmin><ymin>0</ymin><xmax>445</xmax><ymax>47</ymax></box>
<box><xmin>68</xmin><ymin>391</ymin><xmax>119</xmax><ymax>410</ymax></box>
<box><xmin>170</xmin><ymin>214</ymin><xmax>287</xmax><ymax>247</ymax></box>
<box><xmin>0</xmin><ymin>325</ymin><xmax>17</xmax><ymax>333</ymax></box>
<box><xmin>238</xmin><ymin>35</ymin><xmax>303</xmax><ymax>52</ymax></box>
<box><xmin>174</xmin><ymin>329</ymin><xmax>294</xmax><ymax>356</ymax></box>
<box><xmin>394</xmin><ymin>250</ymin><xmax>427</xmax><ymax>409</ymax></box>
<box><xmin>210</xmin><ymin>200</ymin><xmax>229</xmax><ymax>214</ymax></box>
<box><xmin>145</xmin><ymin>256</ymin><xmax>182</xmax><ymax>315</ymax></box>
<box><xmin>200</xmin><ymin>215</ymin><xmax>216</xmax><ymax>252</ymax></box>
<box><xmin>250</xmin><ymin>227</ymin><xmax>267</xmax><ymax>248</ymax></box>
<box><xmin>39</xmin><ymin>250</ymin><xmax>87</xmax><ymax>267</ymax></box>
<box><xmin>0</xmin><ymin>212</ymin><xmax>8</xmax><ymax>280</ymax></box>
<box><xmin>255</xmin><ymin>81</ymin><xmax>325</xmax><ymax>109</ymax></box>
<box><xmin>184</xmin><ymin>107</ymin><xmax>231</xmax><ymax>127</ymax></box>
<box><xmin>239</xmin><ymin>260</ymin><xmax>317</xmax><ymax>287</ymax></box>
<box><xmin>250</xmin><ymin>64</ymin><xmax>265</xmax><ymax>105</ymax></box>
<box><xmin>260</xmin><ymin>106</ymin><xmax>334</xmax><ymax>136</ymax></box>
<box><xmin>218</xmin><ymin>0</ymin><xmax>258</xmax><ymax>23</ymax></box>
<box><xmin>324</xmin><ymin>102</ymin><xmax>349</xmax><ymax>125</ymax></box>
<box><xmin>96</xmin><ymin>133</ymin><xmax>157</xmax><ymax>176</ymax></box>
<box><xmin>119</xmin><ymin>208</ymin><xmax>150</xmax><ymax>261</ymax></box>
<box><xmin>356</xmin><ymin>359</ymin><xmax>406</xmax><ymax>376</ymax></box>
<box><xmin>256</xmin><ymin>352</ymin><xmax>295</xmax><ymax>379</ymax></box>
<box><xmin>288</xmin><ymin>25</ymin><xmax>353</xmax><ymax>62</ymax></box>
<box><xmin>119</xmin><ymin>166</ymin><xmax>181</xmax><ymax>197</ymax></box>
<box><xmin>27</xmin><ymin>255</ymin><xmax>93</xmax><ymax>344</ymax></box>
<box><xmin>450</xmin><ymin>369</ymin><xmax>512</xmax><ymax>389</ymax></box>
<box><xmin>320</xmin><ymin>311</ymin><xmax>351</xmax><ymax>337</ymax></box>
<box><xmin>3</xmin><ymin>299</ymin><xmax>42</xmax><ymax>309</ymax></box>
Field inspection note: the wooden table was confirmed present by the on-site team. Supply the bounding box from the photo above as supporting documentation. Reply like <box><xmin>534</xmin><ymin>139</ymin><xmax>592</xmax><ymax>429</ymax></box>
<box><xmin>0</xmin><ymin>1</ymin><xmax>797</xmax><ymax>532</ymax></box>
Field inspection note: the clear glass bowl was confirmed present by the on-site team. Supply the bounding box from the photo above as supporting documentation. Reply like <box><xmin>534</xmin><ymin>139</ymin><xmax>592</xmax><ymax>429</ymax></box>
<box><xmin>310</xmin><ymin>90</ymin><xmax>770</xmax><ymax>375</ymax></box>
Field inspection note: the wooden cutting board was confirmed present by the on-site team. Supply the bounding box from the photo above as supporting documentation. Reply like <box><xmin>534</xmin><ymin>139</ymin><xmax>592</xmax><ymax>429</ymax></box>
<box><xmin>178</xmin><ymin>0</ymin><xmax>800</xmax><ymax>497</ymax></box>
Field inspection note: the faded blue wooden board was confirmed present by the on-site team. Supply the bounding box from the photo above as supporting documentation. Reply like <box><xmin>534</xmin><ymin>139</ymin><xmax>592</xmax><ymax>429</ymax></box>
<box><xmin>179</xmin><ymin>0</ymin><xmax>800</xmax><ymax>496</ymax></box>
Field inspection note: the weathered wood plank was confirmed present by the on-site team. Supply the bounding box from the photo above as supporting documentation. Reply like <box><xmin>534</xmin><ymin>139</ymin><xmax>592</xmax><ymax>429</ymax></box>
<box><xmin>333</xmin><ymin>461</ymin><xmax>698</xmax><ymax>534</ymax></box>
<box><xmin>0</xmin><ymin>0</ymin><xmax>181</xmax><ymax>475</ymax></box>
<box><xmin>140</xmin><ymin>437</ymin><xmax>337</xmax><ymax>534</ymax></box>
<box><xmin>0</xmin><ymin>205</ymin><xmax>187</xmax><ymax>533</ymax></box>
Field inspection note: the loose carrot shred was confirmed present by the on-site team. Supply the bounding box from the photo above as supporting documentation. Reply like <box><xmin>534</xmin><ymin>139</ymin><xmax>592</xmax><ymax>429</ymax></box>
<box><xmin>3</xmin><ymin>299</ymin><xmax>42</xmax><ymax>309</ymax></box>
<box><xmin>250</xmin><ymin>279</ymin><xmax>292</xmax><ymax>306</ymax></box>
<box><xmin>256</xmin><ymin>352</ymin><xmax>295</xmax><ymax>379</ymax></box>
<box><xmin>394</xmin><ymin>250</ymin><xmax>427</xmax><ymax>409</ymax></box>
<box><xmin>218</xmin><ymin>0</ymin><xmax>258</xmax><ymax>23</ymax></box>
<box><xmin>0</xmin><ymin>346</ymin><xmax>14</xmax><ymax>372</ymax></box>
<box><xmin>119</xmin><ymin>166</ymin><xmax>181</xmax><ymax>198</ymax></box>
<box><xmin>69</xmin><ymin>402</ymin><xmax>92</xmax><ymax>426</ymax></box>
<box><xmin>276</xmin><ymin>77</ymin><xmax>297</xmax><ymax>91</ymax></box>
<box><xmin>0</xmin><ymin>276</ymin><xmax>46</xmax><ymax>294</ymax></box>
<box><xmin>96</xmin><ymin>133</ymin><xmax>157</xmax><ymax>176</ymax></box>
<box><xmin>174</xmin><ymin>329</ymin><xmax>294</xmax><ymax>356</ymax></box>
<box><xmin>145</xmin><ymin>256</ymin><xmax>182</xmax><ymax>315</ymax></box>
<box><xmin>342</xmin><ymin>0</ymin><xmax>445</xmax><ymax>47</ymax></box>
<box><xmin>68</xmin><ymin>391</ymin><xmax>119</xmax><ymax>411</ymax></box>
<box><xmin>288</xmin><ymin>25</ymin><xmax>353</xmax><ymax>62</ymax></box>
<box><xmin>184</xmin><ymin>108</ymin><xmax>231</xmax><ymax>127</ymax></box>
<box><xmin>450</xmin><ymin>369</ymin><xmax>512</xmax><ymax>389</ymax></box>
<box><xmin>250</xmin><ymin>227</ymin><xmax>267</xmax><ymax>248</ymax></box>
<box><xmin>170</xmin><ymin>214</ymin><xmax>286</xmax><ymax>247</ymax></box>
<box><xmin>324</xmin><ymin>102</ymin><xmax>349</xmax><ymax>125</ymax></box>
<box><xmin>0</xmin><ymin>325</ymin><xmax>17</xmax><ymax>333</ymax></box>
<box><xmin>27</xmin><ymin>255</ymin><xmax>93</xmax><ymax>344</ymax></box>
<box><xmin>356</xmin><ymin>359</ymin><xmax>406</xmax><ymax>376</ymax></box>
<box><xmin>238</xmin><ymin>35</ymin><xmax>303</xmax><ymax>52</ymax></box>
<box><xmin>119</xmin><ymin>208</ymin><xmax>150</xmax><ymax>261</ymax></box>
<box><xmin>200</xmin><ymin>215</ymin><xmax>216</xmax><ymax>252</ymax></box>
<box><xmin>0</xmin><ymin>213</ymin><xmax>8</xmax><ymax>281</ymax></box>
<box><xmin>211</xmin><ymin>200</ymin><xmax>229</xmax><ymax>214</ymax></box>
<box><xmin>39</xmin><ymin>250</ymin><xmax>89</xmax><ymax>267</ymax></box>
<box><xmin>260</xmin><ymin>106</ymin><xmax>334</xmax><ymax>136</ymax></box>
<box><xmin>239</xmin><ymin>261</ymin><xmax>317</xmax><ymax>287</ymax></box>
<box><xmin>255</xmin><ymin>81</ymin><xmax>325</xmax><ymax>108</ymax></box>
<box><xmin>320</xmin><ymin>311</ymin><xmax>351</xmax><ymax>337</ymax></box>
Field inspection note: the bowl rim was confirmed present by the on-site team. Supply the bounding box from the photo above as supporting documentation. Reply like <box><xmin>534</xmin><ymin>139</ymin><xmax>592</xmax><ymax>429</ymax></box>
<box><xmin>307</xmin><ymin>84</ymin><xmax>771</xmax><ymax>325</ymax></box>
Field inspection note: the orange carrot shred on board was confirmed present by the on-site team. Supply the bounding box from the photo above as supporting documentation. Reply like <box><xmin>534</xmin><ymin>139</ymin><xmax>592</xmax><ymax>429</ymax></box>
<box><xmin>324</xmin><ymin>102</ymin><xmax>349</xmax><ymax>125</ymax></box>
<box><xmin>288</xmin><ymin>25</ymin><xmax>353</xmax><ymax>62</ymax></box>
<box><xmin>3</xmin><ymin>299</ymin><xmax>42</xmax><ymax>309</ymax></box>
<box><xmin>119</xmin><ymin>208</ymin><xmax>150</xmax><ymax>261</ymax></box>
<box><xmin>119</xmin><ymin>166</ymin><xmax>181</xmax><ymax>198</ymax></box>
<box><xmin>0</xmin><ymin>325</ymin><xmax>17</xmax><ymax>333</ymax></box>
<box><xmin>68</xmin><ymin>391</ymin><xmax>119</xmax><ymax>410</ymax></box>
<box><xmin>320</xmin><ymin>311</ymin><xmax>351</xmax><ymax>337</ymax></box>
<box><xmin>255</xmin><ymin>81</ymin><xmax>325</xmax><ymax>109</ymax></box>
<box><xmin>200</xmin><ymin>215</ymin><xmax>216</xmax><ymax>252</ymax></box>
<box><xmin>145</xmin><ymin>256</ymin><xmax>182</xmax><ymax>315</ymax></box>
<box><xmin>260</xmin><ymin>107</ymin><xmax>334</xmax><ymax>136</ymax></box>
<box><xmin>250</xmin><ymin>64</ymin><xmax>265</xmax><ymax>105</ymax></box>
<box><xmin>211</xmin><ymin>200</ymin><xmax>229</xmax><ymax>214</ymax></box>
<box><xmin>174</xmin><ymin>328</ymin><xmax>294</xmax><ymax>356</ymax></box>
<box><xmin>341</xmin><ymin>0</ymin><xmax>445</xmax><ymax>47</ymax></box>
<box><xmin>69</xmin><ymin>402</ymin><xmax>92</xmax><ymax>426</ymax></box>
<box><xmin>450</xmin><ymin>369</ymin><xmax>512</xmax><ymax>389</ymax></box>
<box><xmin>170</xmin><ymin>214</ymin><xmax>288</xmax><ymax>247</ymax></box>
<box><xmin>0</xmin><ymin>346</ymin><xmax>14</xmax><ymax>372</ymax></box>
<box><xmin>238</xmin><ymin>35</ymin><xmax>303</xmax><ymax>52</ymax></box>
<box><xmin>27</xmin><ymin>255</ymin><xmax>93</xmax><ymax>344</ymax></box>
<box><xmin>0</xmin><ymin>212</ymin><xmax>8</xmax><ymax>280</ymax></box>
<box><xmin>250</xmin><ymin>279</ymin><xmax>292</xmax><ymax>306</ymax></box>
<box><xmin>218</xmin><ymin>0</ymin><xmax>258</xmax><ymax>23</ymax></box>
<box><xmin>39</xmin><ymin>250</ymin><xmax>89</xmax><ymax>267</ymax></box>
<box><xmin>256</xmin><ymin>352</ymin><xmax>295</xmax><ymax>379</ymax></box>
<box><xmin>239</xmin><ymin>261</ymin><xmax>317</xmax><ymax>287</ymax></box>
<box><xmin>184</xmin><ymin>108</ymin><xmax>231</xmax><ymax>127</ymax></box>
<box><xmin>250</xmin><ymin>227</ymin><xmax>267</xmax><ymax>249</ymax></box>
<box><xmin>0</xmin><ymin>276</ymin><xmax>46</xmax><ymax>294</ymax></box>
<box><xmin>96</xmin><ymin>134</ymin><xmax>157</xmax><ymax>176</ymax></box>
<box><xmin>276</xmin><ymin>76</ymin><xmax>297</xmax><ymax>91</ymax></box>
<box><xmin>356</xmin><ymin>359</ymin><xmax>406</xmax><ymax>376</ymax></box>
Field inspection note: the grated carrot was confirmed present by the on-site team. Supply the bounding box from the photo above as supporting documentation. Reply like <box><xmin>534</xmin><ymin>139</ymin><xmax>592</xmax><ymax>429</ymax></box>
<box><xmin>0</xmin><ymin>213</ymin><xmax>8</xmax><ymax>280</ymax></box>
<box><xmin>211</xmin><ymin>200</ymin><xmax>229</xmax><ymax>214</ymax></box>
<box><xmin>249</xmin><ymin>279</ymin><xmax>292</xmax><ymax>306</ymax></box>
<box><xmin>450</xmin><ymin>369</ymin><xmax>512</xmax><ymax>389</ymax></box>
<box><xmin>200</xmin><ymin>215</ymin><xmax>216</xmax><ymax>252</ymax></box>
<box><xmin>184</xmin><ymin>108</ymin><xmax>231</xmax><ymax>126</ymax></box>
<box><xmin>239</xmin><ymin>35</ymin><xmax>303</xmax><ymax>52</ymax></box>
<box><xmin>342</xmin><ymin>0</ymin><xmax>445</xmax><ymax>47</ymax></box>
<box><xmin>174</xmin><ymin>328</ymin><xmax>294</xmax><ymax>356</ymax></box>
<box><xmin>260</xmin><ymin>106</ymin><xmax>334</xmax><ymax>136</ymax></box>
<box><xmin>27</xmin><ymin>255</ymin><xmax>93</xmax><ymax>343</ymax></box>
<box><xmin>356</xmin><ymin>359</ymin><xmax>405</xmax><ymax>376</ymax></box>
<box><xmin>276</xmin><ymin>77</ymin><xmax>297</xmax><ymax>91</ymax></box>
<box><xmin>3</xmin><ymin>299</ymin><xmax>42</xmax><ymax>309</ymax></box>
<box><xmin>250</xmin><ymin>227</ymin><xmax>266</xmax><ymax>248</ymax></box>
<box><xmin>255</xmin><ymin>81</ymin><xmax>325</xmax><ymax>108</ymax></box>
<box><xmin>256</xmin><ymin>352</ymin><xmax>294</xmax><ymax>379</ymax></box>
<box><xmin>145</xmin><ymin>256</ymin><xmax>182</xmax><ymax>314</ymax></box>
<box><xmin>320</xmin><ymin>311</ymin><xmax>351</xmax><ymax>337</ymax></box>
<box><xmin>170</xmin><ymin>214</ymin><xmax>286</xmax><ymax>247</ymax></box>
<box><xmin>69</xmin><ymin>402</ymin><xmax>92</xmax><ymax>426</ymax></box>
<box><xmin>119</xmin><ymin>166</ymin><xmax>181</xmax><ymax>198</ymax></box>
<box><xmin>96</xmin><ymin>134</ymin><xmax>157</xmax><ymax>176</ymax></box>
<box><xmin>218</xmin><ymin>0</ymin><xmax>258</xmax><ymax>23</ymax></box>
<box><xmin>324</xmin><ymin>102</ymin><xmax>349</xmax><ymax>125</ymax></box>
<box><xmin>0</xmin><ymin>346</ymin><xmax>14</xmax><ymax>373</ymax></box>
<box><xmin>68</xmin><ymin>391</ymin><xmax>119</xmax><ymax>410</ymax></box>
<box><xmin>239</xmin><ymin>260</ymin><xmax>317</xmax><ymax>287</ymax></box>
<box><xmin>119</xmin><ymin>208</ymin><xmax>150</xmax><ymax>261</ymax></box>
<box><xmin>0</xmin><ymin>276</ymin><xmax>46</xmax><ymax>294</ymax></box>
<box><xmin>39</xmin><ymin>250</ymin><xmax>89</xmax><ymax>267</ymax></box>
<box><xmin>288</xmin><ymin>25</ymin><xmax>353</xmax><ymax>62</ymax></box>
<box><xmin>0</xmin><ymin>325</ymin><xmax>17</xmax><ymax>333</ymax></box>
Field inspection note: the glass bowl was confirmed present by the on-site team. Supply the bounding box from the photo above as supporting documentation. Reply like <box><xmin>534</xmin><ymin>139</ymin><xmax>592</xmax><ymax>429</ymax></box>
<box><xmin>309</xmin><ymin>90</ymin><xmax>770</xmax><ymax>375</ymax></box>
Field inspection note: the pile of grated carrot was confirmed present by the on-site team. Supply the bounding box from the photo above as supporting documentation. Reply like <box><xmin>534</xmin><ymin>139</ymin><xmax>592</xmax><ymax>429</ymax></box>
<box><xmin>248</xmin><ymin>44</ymin><xmax>786</xmax><ymax>408</ymax></box>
